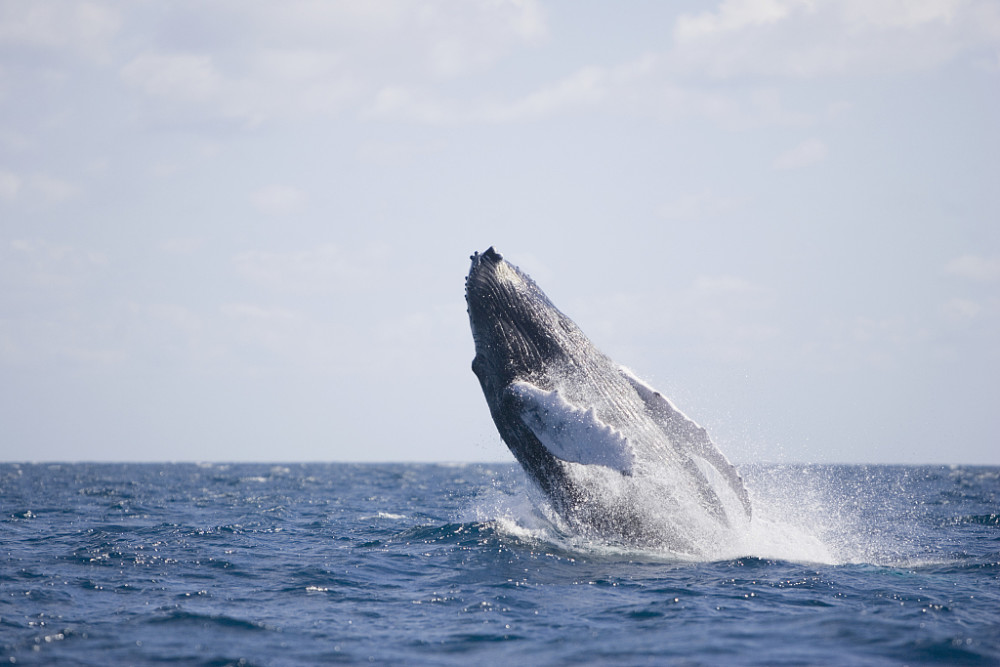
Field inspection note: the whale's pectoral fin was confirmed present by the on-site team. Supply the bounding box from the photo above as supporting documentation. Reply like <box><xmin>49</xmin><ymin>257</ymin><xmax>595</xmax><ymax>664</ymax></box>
<box><xmin>507</xmin><ymin>381</ymin><xmax>635</xmax><ymax>475</ymax></box>
<box><xmin>619</xmin><ymin>367</ymin><xmax>752</xmax><ymax>518</ymax></box>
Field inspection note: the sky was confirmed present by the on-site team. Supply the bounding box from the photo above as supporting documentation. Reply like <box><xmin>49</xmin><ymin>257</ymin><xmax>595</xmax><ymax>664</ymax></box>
<box><xmin>1</xmin><ymin>0</ymin><xmax>998</xmax><ymax>464</ymax></box>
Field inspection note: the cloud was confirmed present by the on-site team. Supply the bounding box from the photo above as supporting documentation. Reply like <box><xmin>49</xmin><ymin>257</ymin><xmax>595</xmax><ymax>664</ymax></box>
<box><xmin>222</xmin><ymin>303</ymin><xmax>294</xmax><ymax>321</ymax></box>
<box><xmin>945</xmin><ymin>254</ymin><xmax>1000</xmax><ymax>282</ymax></box>
<box><xmin>0</xmin><ymin>1</ymin><xmax>121</xmax><ymax>62</ymax></box>
<box><xmin>240</xmin><ymin>0</ymin><xmax>546</xmax><ymax>78</ymax></box>
<box><xmin>566</xmin><ymin>275</ymin><xmax>779</xmax><ymax>365</ymax></box>
<box><xmin>773</xmin><ymin>138</ymin><xmax>828</xmax><ymax>170</ymax></box>
<box><xmin>943</xmin><ymin>297</ymin><xmax>983</xmax><ymax>322</ymax></box>
<box><xmin>115</xmin><ymin>0</ymin><xmax>548</xmax><ymax>125</ymax></box>
<box><xmin>670</xmin><ymin>0</ymin><xmax>1000</xmax><ymax>78</ymax></box>
<box><xmin>411</xmin><ymin>0</ymin><xmax>547</xmax><ymax>77</ymax></box>
<box><xmin>232</xmin><ymin>244</ymin><xmax>390</xmax><ymax>293</ymax></box>
<box><xmin>367</xmin><ymin>64</ymin><xmax>618</xmax><ymax>124</ymax></box>
<box><xmin>0</xmin><ymin>171</ymin><xmax>82</xmax><ymax>202</ymax></box>
<box><xmin>7</xmin><ymin>0</ymin><xmax>996</xmax><ymax>134</ymax></box>
<box><xmin>29</xmin><ymin>174</ymin><xmax>82</xmax><ymax>202</ymax></box>
<box><xmin>139</xmin><ymin>303</ymin><xmax>203</xmax><ymax>335</ymax></box>
<box><xmin>659</xmin><ymin>189</ymin><xmax>739</xmax><ymax>221</ymax></box>
<box><xmin>674</xmin><ymin>0</ymin><xmax>795</xmax><ymax>41</ymax></box>
<box><xmin>249</xmin><ymin>184</ymin><xmax>306</xmax><ymax>216</ymax></box>
<box><xmin>367</xmin><ymin>56</ymin><xmax>679</xmax><ymax>124</ymax></box>
<box><xmin>480</xmin><ymin>64</ymin><xmax>624</xmax><ymax>121</ymax></box>
<box><xmin>120</xmin><ymin>49</ymin><xmax>360</xmax><ymax>125</ymax></box>
<box><xmin>121</xmin><ymin>53</ymin><xmax>222</xmax><ymax>104</ymax></box>
<box><xmin>219</xmin><ymin>302</ymin><xmax>361</xmax><ymax>373</ymax></box>
<box><xmin>367</xmin><ymin>54</ymin><xmax>825</xmax><ymax>129</ymax></box>
<box><xmin>3</xmin><ymin>239</ymin><xmax>106</xmax><ymax>291</ymax></box>
<box><xmin>802</xmin><ymin>314</ymin><xmax>919</xmax><ymax>372</ymax></box>
<box><xmin>365</xmin><ymin>0</ymin><xmax>999</xmax><ymax>128</ymax></box>
<box><xmin>692</xmin><ymin>275</ymin><xmax>769</xmax><ymax>297</ymax></box>
<box><xmin>160</xmin><ymin>238</ymin><xmax>206</xmax><ymax>255</ymax></box>
<box><xmin>356</xmin><ymin>140</ymin><xmax>441</xmax><ymax>167</ymax></box>
<box><xmin>0</xmin><ymin>315</ymin><xmax>123</xmax><ymax>368</ymax></box>
<box><xmin>0</xmin><ymin>170</ymin><xmax>21</xmax><ymax>200</ymax></box>
<box><xmin>0</xmin><ymin>171</ymin><xmax>81</xmax><ymax>202</ymax></box>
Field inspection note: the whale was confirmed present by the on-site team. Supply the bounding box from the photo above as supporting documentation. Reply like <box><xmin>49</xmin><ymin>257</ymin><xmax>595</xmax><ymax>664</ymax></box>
<box><xmin>465</xmin><ymin>247</ymin><xmax>751</xmax><ymax>546</ymax></box>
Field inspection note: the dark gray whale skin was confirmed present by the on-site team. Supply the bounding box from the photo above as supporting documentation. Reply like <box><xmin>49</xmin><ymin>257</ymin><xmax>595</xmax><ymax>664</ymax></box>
<box><xmin>465</xmin><ymin>247</ymin><xmax>580</xmax><ymax>516</ymax></box>
<box><xmin>465</xmin><ymin>247</ymin><xmax>751</xmax><ymax>538</ymax></box>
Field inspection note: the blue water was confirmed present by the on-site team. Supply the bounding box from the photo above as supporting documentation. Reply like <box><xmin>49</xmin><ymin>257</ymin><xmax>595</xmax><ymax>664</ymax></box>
<box><xmin>2</xmin><ymin>463</ymin><xmax>998</xmax><ymax>666</ymax></box>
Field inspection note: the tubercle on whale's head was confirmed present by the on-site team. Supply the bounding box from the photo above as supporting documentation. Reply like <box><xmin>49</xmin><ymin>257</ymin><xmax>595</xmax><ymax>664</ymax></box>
<box><xmin>465</xmin><ymin>247</ymin><xmax>576</xmax><ymax>398</ymax></box>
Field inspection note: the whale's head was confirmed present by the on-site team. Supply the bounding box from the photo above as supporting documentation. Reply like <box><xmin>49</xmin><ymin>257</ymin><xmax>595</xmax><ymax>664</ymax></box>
<box><xmin>465</xmin><ymin>246</ymin><xmax>583</xmax><ymax>504</ymax></box>
<box><xmin>465</xmin><ymin>247</ymin><xmax>580</xmax><ymax>398</ymax></box>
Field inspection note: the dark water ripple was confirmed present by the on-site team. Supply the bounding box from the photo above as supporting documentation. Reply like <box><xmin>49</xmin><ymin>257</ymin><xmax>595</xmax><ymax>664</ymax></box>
<box><xmin>1</xmin><ymin>462</ymin><xmax>998</xmax><ymax>666</ymax></box>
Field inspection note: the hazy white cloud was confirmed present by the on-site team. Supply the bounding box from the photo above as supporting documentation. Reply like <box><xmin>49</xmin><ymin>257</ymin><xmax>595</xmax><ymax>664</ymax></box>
<box><xmin>841</xmin><ymin>0</ymin><xmax>965</xmax><ymax>30</ymax></box>
<box><xmin>29</xmin><ymin>174</ymin><xmax>82</xmax><ymax>202</ymax></box>
<box><xmin>943</xmin><ymin>297</ymin><xmax>984</xmax><ymax>321</ymax></box>
<box><xmin>0</xmin><ymin>307</ymin><xmax>122</xmax><ymax>369</ymax></box>
<box><xmin>816</xmin><ymin>315</ymin><xmax>918</xmax><ymax>371</ymax></box>
<box><xmin>221</xmin><ymin>303</ymin><xmax>308</xmax><ymax>364</ymax></box>
<box><xmin>366</xmin><ymin>0</ymin><xmax>1000</xmax><ymax>128</ymax></box>
<box><xmin>233</xmin><ymin>244</ymin><xmax>390</xmax><ymax>293</ymax></box>
<box><xmin>369</xmin><ymin>55</ymin><xmax>827</xmax><ymax>129</ymax></box>
<box><xmin>3</xmin><ymin>239</ymin><xmax>107</xmax><ymax>291</ymax></box>
<box><xmin>241</xmin><ymin>0</ymin><xmax>546</xmax><ymax>78</ymax></box>
<box><xmin>0</xmin><ymin>131</ymin><xmax>32</xmax><ymax>153</ymax></box>
<box><xmin>356</xmin><ymin>140</ymin><xmax>441</xmax><ymax>167</ymax></box>
<box><xmin>773</xmin><ymin>138</ymin><xmax>828</xmax><ymax>170</ymax></box>
<box><xmin>128</xmin><ymin>304</ymin><xmax>207</xmax><ymax>365</ymax></box>
<box><xmin>368</xmin><ymin>86</ymin><xmax>454</xmax><ymax>124</ymax></box>
<box><xmin>567</xmin><ymin>275</ymin><xmax>779</xmax><ymax>366</ymax></box>
<box><xmin>219</xmin><ymin>301</ymin><xmax>362</xmax><ymax>373</ymax></box>
<box><xmin>121</xmin><ymin>49</ymin><xmax>360</xmax><ymax>125</ymax></box>
<box><xmin>670</xmin><ymin>0</ymin><xmax>1000</xmax><ymax>78</ymax></box>
<box><xmin>481</xmin><ymin>63</ymin><xmax>628</xmax><ymax>121</ymax></box>
<box><xmin>0</xmin><ymin>170</ymin><xmax>21</xmax><ymax>200</ymax></box>
<box><xmin>945</xmin><ymin>254</ymin><xmax>1000</xmax><ymax>282</ymax></box>
<box><xmin>249</xmin><ymin>184</ymin><xmax>306</xmax><ymax>216</ymax></box>
<box><xmin>674</xmin><ymin>0</ymin><xmax>798</xmax><ymax>42</ymax></box>
<box><xmin>140</xmin><ymin>303</ymin><xmax>203</xmax><ymax>336</ymax></box>
<box><xmin>0</xmin><ymin>1</ymin><xmax>121</xmax><ymax>62</ymax></box>
<box><xmin>692</xmin><ymin>275</ymin><xmax>770</xmax><ymax>297</ymax></box>
<box><xmin>0</xmin><ymin>171</ymin><xmax>79</xmax><ymax>202</ymax></box>
<box><xmin>121</xmin><ymin>53</ymin><xmax>222</xmax><ymax>104</ymax></box>
<box><xmin>114</xmin><ymin>0</ymin><xmax>547</xmax><ymax>125</ymax></box>
<box><xmin>5</xmin><ymin>0</ymin><xmax>996</xmax><ymax>136</ymax></box>
<box><xmin>222</xmin><ymin>303</ymin><xmax>297</xmax><ymax>325</ymax></box>
<box><xmin>659</xmin><ymin>190</ymin><xmax>738</xmax><ymax>221</ymax></box>
<box><xmin>414</xmin><ymin>0</ymin><xmax>547</xmax><ymax>77</ymax></box>
<box><xmin>160</xmin><ymin>238</ymin><xmax>206</xmax><ymax>255</ymax></box>
<box><xmin>369</xmin><ymin>57</ymin><xmax>655</xmax><ymax>124</ymax></box>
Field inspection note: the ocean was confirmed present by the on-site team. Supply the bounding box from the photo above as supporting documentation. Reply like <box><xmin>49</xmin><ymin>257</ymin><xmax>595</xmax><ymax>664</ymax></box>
<box><xmin>1</xmin><ymin>462</ymin><xmax>998</xmax><ymax>666</ymax></box>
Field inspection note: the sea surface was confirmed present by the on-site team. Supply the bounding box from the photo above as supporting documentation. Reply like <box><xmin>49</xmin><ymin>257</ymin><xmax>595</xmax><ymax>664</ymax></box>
<box><xmin>1</xmin><ymin>462</ymin><xmax>998</xmax><ymax>666</ymax></box>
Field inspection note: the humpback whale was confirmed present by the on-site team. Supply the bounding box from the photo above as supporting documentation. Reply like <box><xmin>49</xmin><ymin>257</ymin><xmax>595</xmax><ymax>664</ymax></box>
<box><xmin>465</xmin><ymin>247</ymin><xmax>751</xmax><ymax>547</ymax></box>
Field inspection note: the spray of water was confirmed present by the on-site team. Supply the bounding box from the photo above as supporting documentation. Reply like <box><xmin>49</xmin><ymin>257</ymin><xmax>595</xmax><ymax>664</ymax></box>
<box><xmin>465</xmin><ymin>463</ymin><xmax>926</xmax><ymax>566</ymax></box>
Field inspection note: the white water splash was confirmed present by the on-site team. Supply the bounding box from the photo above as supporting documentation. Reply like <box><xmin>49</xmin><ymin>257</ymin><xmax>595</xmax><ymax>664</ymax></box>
<box><xmin>465</xmin><ymin>464</ymin><xmax>919</xmax><ymax>565</ymax></box>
